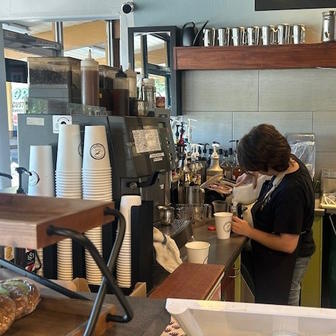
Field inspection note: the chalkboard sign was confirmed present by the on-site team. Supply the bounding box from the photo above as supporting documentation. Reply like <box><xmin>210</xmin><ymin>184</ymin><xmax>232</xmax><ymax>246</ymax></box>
<box><xmin>256</xmin><ymin>0</ymin><xmax>336</xmax><ymax>11</ymax></box>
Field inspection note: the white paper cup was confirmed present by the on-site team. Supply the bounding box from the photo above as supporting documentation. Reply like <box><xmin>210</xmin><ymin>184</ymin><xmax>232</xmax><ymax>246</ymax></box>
<box><xmin>28</xmin><ymin>145</ymin><xmax>54</xmax><ymax>197</ymax></box>
<box><xmin>214</xmin><ymin>212</ymin><xmax>233</xmax><ymax>240</ymax></box>
<box><xmin>185</xmin><ymin>241</ymin><xmax>210</xmax><ymax>264</ymax></box>
<box><xmin>83</xmin><ymin>126</ymin><xmax>111</xmax><ymax>171</ymax></box>
<box><xmin>56</xmin><ymin>124</ymin><xmax>82</xmax><ymax>172</ymax></box>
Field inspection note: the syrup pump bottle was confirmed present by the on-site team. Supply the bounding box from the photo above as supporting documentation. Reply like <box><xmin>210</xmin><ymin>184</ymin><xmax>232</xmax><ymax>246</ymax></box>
<box><xmin>206</xmin><ymin>142</ymin><xmax>223</xmax><ymax>181</ymax></box>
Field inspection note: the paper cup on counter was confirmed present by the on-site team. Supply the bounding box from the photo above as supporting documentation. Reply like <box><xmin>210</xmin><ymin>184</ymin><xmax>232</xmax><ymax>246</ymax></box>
<box><xmin>214</xmin><ymin>212</ymin><xmax>232</xmax><ymax>240</ymax></box>
<box><xmin>185</xmin><ymin>241</ymin><xmax>210</xmax><ymax>264</ymax></box>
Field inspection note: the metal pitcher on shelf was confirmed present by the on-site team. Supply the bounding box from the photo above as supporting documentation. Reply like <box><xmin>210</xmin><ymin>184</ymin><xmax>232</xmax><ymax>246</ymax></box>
<box><xmin>231</xmin><ymin>27</ymin><xmax>240</xmax><ymax>46</ymax></box>
<box><xmin>247</xmin><ymin>26</ymin><xmax>261</xmax><ymax>46</ymax></box>
<box><xmin>292</xmin><ymin>24</ymin><xmax>306</xmax><ymax>44</ymax></box>
<box><xmin>231</xmin><ymin>27</ymin><xmax>247</xmax><ymax>46</ymax></box>
<box><xmin>261</xmin><ymin>25</ymin><xmax>277</xmax><ymax>45</ymax></box>
<box><xmin>277</xmin><ymin>24</ymin><xmax>291</xmax><ymax>45</ymax></box>
<box><xmin>203</xmin><ymin>28</ymin><xmax>217</xmax><ymax>47</ymax></box>
<box><xmin>217</xmin><ymin>27</ymin><xmax>231</xmax><ymax>46</ymax></box>
<box><xmin>321</xmin><ymin>11</ymin><xmax>335</xmax><ymax>42</ymax></box>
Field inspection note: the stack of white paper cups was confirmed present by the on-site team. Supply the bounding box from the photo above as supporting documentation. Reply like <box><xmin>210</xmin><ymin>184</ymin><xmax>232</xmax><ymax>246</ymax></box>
<box><xmin>55</xmin><ymin>124</ymin><xmax>82</xmax><ymax>281</ymax></box>
<box><xmin>82</xmin><ymin>125</ymin><xmax>112</xmax><ymax>285</ymax></box>
<box><xmin>116</xmin><ymin>195</ymin><xmax>141</xmax><ymax>288</ymax></box>
<box><xmin>28</xmin><ymin>145</ymin><xmax>55</xmax><ymax>276</ymax></box>
<box><xmin>28</xmin><ymin>145</ymin><xmax>54</xmax><ymax>197</ymax></box>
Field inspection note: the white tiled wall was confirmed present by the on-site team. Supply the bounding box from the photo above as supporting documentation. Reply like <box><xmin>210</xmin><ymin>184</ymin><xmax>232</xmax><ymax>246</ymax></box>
<box><xmin>182</xmin><ymin>69</ymin><xmax>336</xmax><ymax>175</ymax></box>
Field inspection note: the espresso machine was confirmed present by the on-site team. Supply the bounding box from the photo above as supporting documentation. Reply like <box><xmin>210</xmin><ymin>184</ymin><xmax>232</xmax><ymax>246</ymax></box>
<box><xmin>18</xmin><ymin>112</ymin><xmax>176</xmax><ymax>290</ymax></box>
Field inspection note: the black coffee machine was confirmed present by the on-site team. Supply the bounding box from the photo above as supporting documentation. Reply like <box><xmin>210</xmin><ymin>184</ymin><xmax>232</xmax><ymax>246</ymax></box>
<box><xmin>18</xmin><ymin>114</ymin><xmax>176</xmax><ymax>291</ymax></box>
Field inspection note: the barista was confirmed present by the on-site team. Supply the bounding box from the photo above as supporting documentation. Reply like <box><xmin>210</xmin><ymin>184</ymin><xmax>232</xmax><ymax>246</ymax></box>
<box><xmin>232</xmin><ymin>124</ymin><xmax>315</xmax><ymax>305</ymax></box>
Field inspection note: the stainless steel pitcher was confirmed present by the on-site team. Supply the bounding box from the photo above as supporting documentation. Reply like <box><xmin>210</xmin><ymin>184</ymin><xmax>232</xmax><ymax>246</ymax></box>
<box><xmin>217</xmin><ymin>28</ymin><xmax>231</xmax><ymax>46</ymax></box>
<box><xmin>203</xmin><ymin>28</ymin><xmax>217</xmax><ymax>47</ymax></box>
<box><xmin>322</xmin><ymin>11</ymin><xmax>335</xmax><ymax>42</ymax></box>
<box><xmin>292</xmin><ymin>24</ymin><xmax>306</xmax><ymax>44</ymax></box>
<box><xmin>185</xmin><ymin>185</ymin><xmax>205</xmax><ymax>205</ymax></box>
<box><xmin>277</xmin><ymin>24</ymin><xmax>291</xmax><ymax>45</ymax></box>
<box><xmin>231</xmin><ymin>27</ymin><xmax>240</xmax><ymax>46</ymax></box>
<box><xmin>247</xmin><ymin>26</ymin><xmax>260</xmax><ymax>46</ymax></box>
<box><xmin>239</xmin><ymin>27</ymin><xmax>247</xmax><ymax>45</ymax></box>
<box><xmin>261</xmin><ymin>25</ymin><xmax>277</xmax><ymax>45</ymax></box>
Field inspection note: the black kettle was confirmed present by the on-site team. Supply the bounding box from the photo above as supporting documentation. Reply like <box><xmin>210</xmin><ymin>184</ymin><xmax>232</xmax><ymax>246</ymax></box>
<box><xmin>182</xmin><ymin>21</ymin><xmax>209</xmax><ymax>46</ymax></box>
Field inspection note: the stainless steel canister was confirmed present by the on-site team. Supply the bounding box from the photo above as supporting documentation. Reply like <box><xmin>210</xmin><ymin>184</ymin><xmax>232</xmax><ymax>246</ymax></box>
<box><xmin>321</xmin><ymin>11</ymin><xmax>335</xmax><ymax>42</ymax></box>
<box><xmin>203</xmin><ymin>28</ymin><xmax>217</xmax><ymax>47</ymax></box>
<box><xmin>292</xmin><ymin>24</ymin><xmax>306</xmax><ymax>44</ymax></box>
<box><xmin>218</xmin><ymin>27</ymin><xmax>231</xmax><ymax>46</ymax></box>
<box><xmin>239</xmin><ymin>27</ymin><xmax>247</xmax><ymax>45</ymax></box>
<box><xmin>247</xmin><ymin>26</ymin><xmax>260</xmax><ymax>46</ymax></box>
<box><xmin>232</xmin><ymin>27</ymin><xmax>240</xmax><ymax>46</ymax></box>
<box><xmin>261</xmin><ymin>25</ymin><xmax>277</xmax><ymax>45</ymax></box>
<box><xmin>277</xmin><ymin>24</ymin><xmax>291</xmax><ymax>44</ymax></box>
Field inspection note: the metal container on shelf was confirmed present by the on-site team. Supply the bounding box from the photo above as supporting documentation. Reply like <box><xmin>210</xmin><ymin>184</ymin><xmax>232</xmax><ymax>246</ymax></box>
<box><xmin>217</xmin><ymin>28</ymin><xmax>231</xmax><ymax>46</ymax></box>
<box><xmin>277</xmin><ymin>24</ymin><xmax>291</xmax><ymax>45</ymax></box>
<box><xmin>247</xmin><ymin>26</ymin><xmax>260</xmax><ymax>46</ymax></box>
<box><xmin>292</xmin><ymin>24</ymin><xmax>306</xmax><ymax>44</ymax></box>
<box><xmin>261</xmin><ymin>25</ymin><xmax>277</xmax><ymax>45</ymax></box>
<box><xmin>231</xmin><ymin>27</ymin><xmax>240</xmax><ymax>46</ymax></box>
<box><xmin>321</xmin><ymin>11</ymin><xmax>335</xmax><ymax>42</ymax></box>
<box><xmin>203</xmin><ymin>28</ymin><xmax>217</xmax><ymax>47</ymax></box>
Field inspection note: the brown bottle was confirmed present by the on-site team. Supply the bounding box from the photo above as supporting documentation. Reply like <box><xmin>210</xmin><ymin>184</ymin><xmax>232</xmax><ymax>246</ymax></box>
<box><xmin>112</xmin><ymin>66</ymin><xmax>130</xmax><ymax>116</ymax></box>
<box><xmin>81</xmin><ymin>50</ymin><xmax>99</xmax><ymax>106</ymax></box>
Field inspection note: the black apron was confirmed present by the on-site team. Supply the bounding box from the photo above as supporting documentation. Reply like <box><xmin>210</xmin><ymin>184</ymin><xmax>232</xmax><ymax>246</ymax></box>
<box><xmin>250</xmin><ymin>181</ymin><xmax>297</xmax><ymax>305</ymax></box>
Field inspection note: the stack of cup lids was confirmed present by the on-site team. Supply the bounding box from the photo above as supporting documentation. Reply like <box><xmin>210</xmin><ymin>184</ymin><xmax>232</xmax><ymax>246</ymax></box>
<box><xmin>116</xmin><ymin>195</ymin><xmax>141</xmax><ymax>288</ymax></box>
<box><xmin>55</xmin><ymin>124</ymin><xmax>83</xmax><ymax>281</ymax></box>
<box><xmin>82</xmin><ymin>125</ymin><xmax>112</xmax><ymax>285</ymax></box>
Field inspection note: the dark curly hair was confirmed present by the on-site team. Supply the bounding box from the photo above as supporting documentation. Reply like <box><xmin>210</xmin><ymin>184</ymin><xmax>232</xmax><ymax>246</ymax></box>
<box><xmin>237</xmin><ymin>124</ymin><xmax>291</xmax><ymax>173</ymax></box>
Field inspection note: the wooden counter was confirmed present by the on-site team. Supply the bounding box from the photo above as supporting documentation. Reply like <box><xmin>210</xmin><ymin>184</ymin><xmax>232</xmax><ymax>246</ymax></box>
<box><xmin>149</xmin><ymin>263</ymin><xmax>225</xmax><ymax>300</ymax></box>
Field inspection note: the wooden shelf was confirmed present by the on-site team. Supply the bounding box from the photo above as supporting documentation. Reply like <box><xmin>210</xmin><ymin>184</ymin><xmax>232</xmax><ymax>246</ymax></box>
<box><xmin>0</xmin><ymin>194</ymin><xmax>114</xmax><ymax>249</ymax></box>
<box><xmin>174</xmin><ymin>42</ymin><xmax>336</xmax><ymax>70</ymax></box>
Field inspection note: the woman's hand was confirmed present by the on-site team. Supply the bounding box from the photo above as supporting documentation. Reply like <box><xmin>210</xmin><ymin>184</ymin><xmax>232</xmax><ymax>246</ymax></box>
<box><xmin>232</xmin><ymin>216</ymin><xmax>253</xmax><ymax>238</ymax></box>
<box><xmin>235</xmin><ymin>172</ymin><xmax>259</xmax><ymax>189</ymax></box>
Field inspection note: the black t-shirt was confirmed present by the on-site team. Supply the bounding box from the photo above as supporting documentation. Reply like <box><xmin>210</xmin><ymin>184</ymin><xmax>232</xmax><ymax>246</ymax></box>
<box><xmin>249</xmin><ymin>157</ymin><xmax>315</xmax><ymax>304</ymax></box>
<box><xmin>254</xmin><ymin>156</ymin><xmax>315</xmax><ymax>257</ymax></box>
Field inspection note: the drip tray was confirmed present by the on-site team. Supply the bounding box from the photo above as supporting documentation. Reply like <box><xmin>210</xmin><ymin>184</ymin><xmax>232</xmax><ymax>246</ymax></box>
<box><xmin>156</xmin><ymin>219</ymin><xmax>193</xmax><ymax>249</ymax></box>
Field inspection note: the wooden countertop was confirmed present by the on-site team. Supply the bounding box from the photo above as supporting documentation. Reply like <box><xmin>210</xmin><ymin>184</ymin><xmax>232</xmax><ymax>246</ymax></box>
<box><xmin>149</xmin><ymin>263</ymin><xmax>225</xmax><ymax>300</ymax></box>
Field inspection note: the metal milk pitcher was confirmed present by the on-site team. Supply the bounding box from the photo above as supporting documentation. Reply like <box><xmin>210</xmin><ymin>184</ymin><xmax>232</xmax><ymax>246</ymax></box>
<box><xmin>322</xmin><ymin>11</ymin><xmax>335</xmax><ymax>42</ymax></box>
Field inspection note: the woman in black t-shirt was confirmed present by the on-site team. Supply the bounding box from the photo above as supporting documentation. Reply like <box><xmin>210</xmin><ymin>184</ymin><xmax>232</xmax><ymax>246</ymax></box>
<box><xmin>232</xmin><ymin>124</ymin><xmax>315</xmax><ymax>305</ymax></box>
